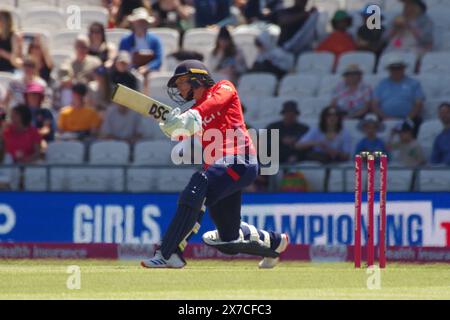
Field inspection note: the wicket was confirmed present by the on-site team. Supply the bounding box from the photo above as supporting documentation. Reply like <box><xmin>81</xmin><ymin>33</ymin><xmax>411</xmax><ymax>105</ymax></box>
<box><xmin>354</xmin><ymin>151</ymin><xmax>388</xmax><ymax>268</ymax></box>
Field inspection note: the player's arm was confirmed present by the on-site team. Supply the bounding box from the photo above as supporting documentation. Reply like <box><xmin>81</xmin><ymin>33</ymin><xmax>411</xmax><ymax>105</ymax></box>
<box><xmin>195</xmin><ymin>82</ymin><xmax>235</xmax><ymax>115</ymax></box>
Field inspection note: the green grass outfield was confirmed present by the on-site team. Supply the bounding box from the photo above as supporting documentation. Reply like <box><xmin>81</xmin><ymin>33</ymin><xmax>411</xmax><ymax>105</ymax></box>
<box><xmin>1</xmin><ymin>259</ymin><xmax>449</xmax><ymax>300</ymax></box>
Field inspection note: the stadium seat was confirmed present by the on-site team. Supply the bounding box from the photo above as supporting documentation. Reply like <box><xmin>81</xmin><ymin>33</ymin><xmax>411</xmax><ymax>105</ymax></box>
<box><xmin>417</xmin><ymin>119</ymin><xmax>444</xmax><ymax>159</ymax></box>
<box><xmin>417</xmin><ymin>168</ymin><xmax>450</xmax><ymax>192</ymax></box>
<box><xmin>183</xmin><ymin>28</ymin><xmax>218</xmax><ymax>60</ymax></box>
<box><xmin>147</xmin><ymin>72</ymin><xmax>172</xmax><ymax>98</ymax></box>
<box><xmin>413</xmin><ymin>74</ymin><xmax>443</xmax><ymax>99</ymax></box>
<box><xmin>17</xmin><ymin>0</ymin><xmax>57</xmax><ymax>8</ymax></box>
<box><xmin>238</xmin><ymin>73</ymin><xmax>277</xmax><ymax>97</ymax></box>
<box><xmin>59</xmin><ymin>0</ymin><xmax>103</xmax><ymax>8</ymax></box>
<box><xmin>423</xmin><ymin>98</ymin><xmax>448</xmax><ymax>120</ymax></box>
<box><xmin>21</xmin><ymin>8</ymin><xmax>65</xmax><ymax>33</ymax></box>
<box><xmin>71</xmin><ymin>6</ymin><xmax>109</xmax><ymax>31</ymax></box>
<box><xmin>336</xmin><ymin>51</ymin><xmax>376</xmax><ymax>74</ymax></box>
<box><xmin>137</xmin><ymin>117</ymin><xmax>167</xmax><ymax>140</ymax></box>
<box><xmin>126</xmin><ymin>168</ymin><xmax>158</xmax><ymax>192</ymax></box>
<box><xmin>418</xmin><ymin>169</ymin><xmax>450</xmax><ymax>191</ymax></box>
<box><xmin>89</xmin><ymin>141</ymin><xmax>130</xmax><ymax>165</ymax></box>
<box><xmin>428</xmin><ymin>8</ymin><xmax>450</xmax><ymax>33</ymax></box>
<box><xmin>296</xmin><ymin>97</ymin><xmax>329</xmax><ymax>121</ymax></box>
<box><xmin>1</xmin><ymin>0</ymin><xmax>16</xmax><ymax>7</ymax></box>
<box><xmin>155</xmin><ymin>168</ymin><xmax>197</xmax><ymax>192</ymax></box>
<box><xmin>0</xmin><ymin>72</ymin><xmax>15</xmax><ymax>89</ymax></box>
<box><xmin>317</xmin><ymin>74</ymin><xmax>341</xmax><ymax>97</ymax></box>
<box><xmin>105</xmin><ymin>28</ymin><xmax>131</xmax><ymax>48</ymax></box>
<box><xmin>19</xmin><ymin>29</ymin><xmax>51</xmax><ymax>48</ymax></box>
<box><xmin>420</xmin><ymin>52</ymin><xmax>450</xmax><ymax>74</ymax></box>
<box><xmin>255</xmin><ymin>96</ymin><xmax>296</xmax><ymax>123</ymax></box>
<box><xmin>51</xmin><ymin>30</ymin><xmax>82</xmax><ymax>51</ymax></box>
<box><xmin>383</xmin><ymin>0</ymin><xmax>403</xmax><ymax>11</ymax></box>
<box><xmin>0</xmin><ymin>161</ymin><xmax>20</xmax><ymax>191</ymax></box>
<box><xmin>296</xmin><ymin>51</ymin><xmax>335</xmax><ymax>75</ymax></box>
<box><xmin>24</xmin><ymin>167</ymin><xmax>48</xmax><ymax>191</ymax></box>
<box><xmin>66</xmin><ymin>167</ymin><xmax>125</xmax><ymax>192</ymax></box>
<box><xmin>278</xmin><ymin>74</ymin><xmax>320</xmax><ymax>97</ymax></box>
<box><xmin>149</xmin><ymin>28</ymin><xmax>180</xmax><ymax>70</ymax></box>
<box><xmin>232</xmin><ymin>30</ymin><xmax>259</xmax><ymax>68</ymax></box>
<box><xmin>50</xmin><ymin>50</ymin><xmax>72</xmax><ymax>67</ymax></box>
<box><xmin>377</xmin><ymin>52</ymin><xmax>417</xmax><ymax>75</ymax></box>
<box><xmin>438</xmin><ymin>76</ymin><xmax>450</xmax><ymax>97</ymax></box>
<box><xmin>292</xmin><ymin>168</ymin><xmax>326</xmax><ymax>192</ymax></box>
<box><xmin>133</xmin><ymin>140</ymin><xmax>173</xmax><ymax>165</ymax></box>
<box><xmin>47</xmin><ymin>141</ymin><xmax>85</xmax><ymax>164</ymax></box>
<box><xmin>345</xmin><ymin>0</ymin><xmax>384</xmax><ymax>10</ymax></box>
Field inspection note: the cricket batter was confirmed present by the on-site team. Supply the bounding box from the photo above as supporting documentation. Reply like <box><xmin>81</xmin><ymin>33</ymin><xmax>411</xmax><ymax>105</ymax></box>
<box><xmin>141</xmin><ymin>60</ymin><xmax>289</xmax><ymax>269</ymax></box>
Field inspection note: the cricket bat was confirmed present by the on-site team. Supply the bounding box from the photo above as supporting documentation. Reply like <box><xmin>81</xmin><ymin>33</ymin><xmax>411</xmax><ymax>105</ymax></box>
<box><xmin>111</xmin><ymin>84</ymin><xmax>172</xmax><ymax>123</ymax></box>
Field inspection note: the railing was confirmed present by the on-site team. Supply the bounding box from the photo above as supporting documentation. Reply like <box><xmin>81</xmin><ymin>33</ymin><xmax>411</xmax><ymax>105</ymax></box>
<box><xmin>0</xmin><ymin>163</ymin><xmax>449</xmax><ymax>192</ymax></box>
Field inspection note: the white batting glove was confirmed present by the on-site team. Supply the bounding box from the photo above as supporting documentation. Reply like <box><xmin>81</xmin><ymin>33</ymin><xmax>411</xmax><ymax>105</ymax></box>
<box><xmin>159</xmin><ymin>108</ymin><xmax>202</xmax><ymax>139</ymax></box>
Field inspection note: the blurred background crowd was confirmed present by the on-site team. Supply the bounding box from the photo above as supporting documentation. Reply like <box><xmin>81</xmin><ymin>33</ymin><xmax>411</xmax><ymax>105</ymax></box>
<box><xmin>0</xmin><ymin>0</ymin><xmax>449</xmax><ymax>193</ymax></box>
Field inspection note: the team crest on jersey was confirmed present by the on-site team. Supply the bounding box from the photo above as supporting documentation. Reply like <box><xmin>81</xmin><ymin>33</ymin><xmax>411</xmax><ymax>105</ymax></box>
<box><xmin>219</xmin><ymin>84</ymin><xmax>233</xmax><ymax>91</ymax></box>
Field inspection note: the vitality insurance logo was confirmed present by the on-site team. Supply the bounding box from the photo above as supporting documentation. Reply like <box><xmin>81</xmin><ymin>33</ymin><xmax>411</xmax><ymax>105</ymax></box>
<box><xmin>241</xmin><ymin>201</ymin><xmax>450</xmax><ymax>246</ymax></box>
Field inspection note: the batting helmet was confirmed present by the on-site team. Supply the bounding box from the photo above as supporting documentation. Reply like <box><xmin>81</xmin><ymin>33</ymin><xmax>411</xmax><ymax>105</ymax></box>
<box><xmin>167</xmin><ymin>60</ymin><xmax>215</xmax><ymax>104</ymax></box>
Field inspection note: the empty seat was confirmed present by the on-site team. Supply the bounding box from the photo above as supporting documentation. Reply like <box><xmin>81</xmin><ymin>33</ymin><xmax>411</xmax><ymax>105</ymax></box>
<box><xmin>232</xmin><ymin>30</ymin><xmax>259</xmax><ymax>68</ymax></box>
<box><xmin>413</xmin><ymin>74</ymin><xmax>443</xmax><ymax>99</ymax></box>
<box><xmin>418</xmin><ymin>169</ymin><xmax>450</xmax><ymax>191</ymax></box>
<box><xmin>148</xmin><ymin>73</ymin><xmax>172</xmax><ymax>98</ymax></box>
<box><xmin>149</xmin><ymin>28</ymin><xmax>179</xmax><ymax>54</ymax></box>
<box><xmin>24</xmin><ymin>167</ymin><xmax>48</xmax><ymax>191</ymax></box>
<box><xmin>256</xmin><ymin>96</ymin><xmax>296</xmax><ymax>123</ymax></box>
<box><xmin>317</xmin><ymin>74</ymin><xmax>341</xmax><ymax>97</ymax></box>
<box><xmin>297</xmin><ymin>97</ymin><xmax>330</xmax><ymax>121</ymax></box>
<box><xmin>21</xmin><ymin>8</ymin><xmax>65</xmax><ymax>33</ymax></box>
<box><xmin>17</xmin><ymin>0</ymin><xmax>57</xmax><ymax>8</ymax></box>
<box><xmin>420</xmin><ymin>52</ymin><xmax>450</xmax><ymax>74</ymax></box>
<box><xmin>133</xmin><ymin>140</ymin><xmax>173</xmax><ymax>165</ymax></box>
<box><xmin>336</xmin><ymin>51</ymin><xmax>376</xmax><ymax>74</ymax></box>
<box><xmin>417</xmin><ymin>119</ymin><xmax>444</xmax><ymax>159</ymax></box>
<box><xmin>67</xmin><ymin>167</ymin><xmax>125</xmax><ymax>192</ymax></box>
<box><xmin>0</xmin><ymin>72</ymin><xmax>15</xmax><ymax>89</ymax></box>
<box><xmin>89</xmin><ymin>140</ymin><xmax>130</xmax><ymax>165</ymax></box>
<box><xmin>126</xmin><ymin>168</ymin><xmax>158</xmax><ymax>192</ymax></box>
<box><xmin>51</xmin><ymin>30</ymin><xmax>82</xmax><ymax>51</ymax></box>
<box><xmin>278</xmin><ymin>74</ymin><xmax>320</xmax><ymax>97</ymax></box>
<box><xmin>423</xmin><ymin>98</ymin><xmax>448</xmax><ymax>120</ymax></box>
<box><xmin>156</xmin><ymin>168</ymin><xmax>197</xmax><ymax>192</ymax></box>
<box><xmin>183</xmin><ymin>28</ymin><xmax>218</xmax><ymax>59</ymax></box>
<box><xmin>106</xmin><ymin>28</ymin><xmax>131</xmax><ymax>48</ymax></box>
<box><xmin>50</xmin><ymin>51</ymin><xmax>72</xmax><ymax>67</ymax></box>
<box><xmin>73</xmin><ymin>6</ymin><xmax>109</xmax><ymax>31</ymax></box>
<box><xmin>1</xmin><ymin>0</ymin><xmax>16</xmax><ymax>7</ymax></box>
<box><xmin>47</xmin><ymin>141</ymin><xmax>85</xmax><ymax>164</ymax></box>
<box><xmin>292</xmin><ymin>168</ymin><xmax>326</xmax><ymax>192</ymax></box>
<box><xmin>59</xmin><ymin>0</ymin><xmax>103</xmax><ymax>8</ymax></box>
<box><xmin>296</xmin><ymin>51</ymin><xmax>335</xmax><ymax>75</ymax></box>
<box><xmin>377</xmin><ymin>52</ymin><xmax>417</xmax><ymax>75</ymax></box>
<box><xmin>238</xmin><ymin>73</ymin><xmax>277</xmax><ymax>97</ymax></box>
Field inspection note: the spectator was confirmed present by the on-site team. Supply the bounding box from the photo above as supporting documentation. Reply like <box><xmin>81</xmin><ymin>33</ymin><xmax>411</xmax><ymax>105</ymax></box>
<box><xmin>87</xmin><ymin>22</ymin><xmax>117</xmax><ymax>67</ymax></box>
<box><xmin>57</xmin><ymin>83</ymin><xmax>101</xmax><ymax>141</ymax></box>
<box><xmin>194</xmin><ymin>0</ymin><xmax>231</xmax><ymax>27</ymax></box>
<box><xmin>206</xmin><ymin>26</ymin><xmax>247</xmax><ymax>84</ymax></box>
<box><xmin>266</xmin><ymin>0</ymin><xmax>312</xmax><ymax>46</ymax></box>
<box><xmin>251</xmin><ymin>26</ymin><xmax>294</xmax><ymax>79</ymax></box>
<box><xmin>24</xmin><ymin>82</ymin><xmax>55</xmax><ymax>144</ymax></box>
<box><xmin>114</xmin><ymin>0</ymin><xmax>152</xmax><ymax>28</ymax></box>
<box><xmin>52</xmin><ymin>65</ymin><xmax>74</xmax><ymax>112</ymax></box>
<box><xmin>372</xmin><ymin>56</ymin><xmax>424</xmax><ymax>134</ymax></box>
<box><xmin>88</xmin><ymin>65</ymin><xmax>113</xmax><ymax>113</ymax></box>
<box><xmin>295</xmin><ymin>106</ymin><xmax>352</xmax><ymax>164</ymax></box>
<box><xmin>0</xmin><ymin>10</ymin><xmax>22</xmax><ymax>73</ymax></box>
<box><xmin>100</xmin><ymin>103</ymin><xmax>142</xmax><ymax>144</ymax></box>
<box><xmin>316</xmin><ymin>10</ymin><xmax>356</xmax><ymax>67</ymax></box>
<box><xmin>70</xmin><ymin>35</ymin><xmax>102</xmax><ymax>83</ymax></box>
<box><xmin>2</xmin><ymin>104</ymin><xmax>41</xmax><ymax>163</ymax></box>
<box><xmin>355</xmin><ymin>5</ymin><xmax>386</xmax><ymax>56</ymax></box>
<box><xmin>119</xmin><ymin>7</ymin><xmax>163</xmax><ymax>90</ymax></box>
<box><xmin>266</xmin><ymin>100</ymin><xmax>309</xmax><ymax>164</ymax></box>
<box><xmin>2</xmin><ymin>57</ymin><xmax>47</xmax><ymax>109</ymax></box>
<box><xmin>25</xmin><ymin>35</ymin><xmax>53</xmax><ymax>83</ymax></box>
<box><xmin>354</xmin><ymin>113</ymin><xmax>388</xmax><ymax>156</ymax></box>
<box><xmin>110</xmin><ymin>51</ymin><xmax>139</xmax><ymax>90</ymax></box>
<box><xmin>430</xmin><ymin>103</ymin><xmax>450</xmax><ymax>166</ymax></box>
<box><xmin>216</xmin><ymin>0</ymin><xmax>248</xmax><ymax>27</ymax></box>
<box><xmin>387</xmin><ymin>118</ymin><xmax>425</xmax><ymax>167</ymax></box>
<box><xmin>152</xmin><ymin>0</ymin><xmax>195</xmax><ymax>33</ymax></box>
<box><xmin>385</xmin><ymin>0</ymin><xmax>433</xmax><ymax>57</ymax></box>
<box><xmin>330</xmin><ymin>64</ymin><xmax>372</xmax><ymax>119</ymax></box>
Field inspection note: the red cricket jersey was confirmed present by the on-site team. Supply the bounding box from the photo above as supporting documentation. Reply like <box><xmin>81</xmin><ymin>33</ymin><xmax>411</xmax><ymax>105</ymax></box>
<box><xmin>3</xmin><ymin>124</ymin><xmax>41</xmax><ymax>163</ymax></box>
<box><xmin>191</xmin><ymin>80</ymin><xmax>256</xmax><ymax>165</ymax></box>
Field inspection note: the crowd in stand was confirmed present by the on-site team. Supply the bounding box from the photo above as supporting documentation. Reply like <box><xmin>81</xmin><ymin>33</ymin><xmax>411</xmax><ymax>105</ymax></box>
<box><xmin>0</xmin><ymin>0</ymin><xmax>449</xmax><ymax>186</ymax></box>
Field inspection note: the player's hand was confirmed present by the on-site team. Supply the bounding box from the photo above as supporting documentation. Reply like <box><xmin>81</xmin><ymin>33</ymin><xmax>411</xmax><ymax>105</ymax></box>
<box><xmin>159</xmin><ymin>108</ymin><xmax>202</xmax><ymax>139</ymax></box>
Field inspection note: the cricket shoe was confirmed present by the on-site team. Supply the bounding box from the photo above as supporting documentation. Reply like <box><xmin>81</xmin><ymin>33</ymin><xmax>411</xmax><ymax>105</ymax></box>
<box><xmin>258</xmin><ymin>233</ymin><xmax>289</xmax><ymax>269</ymax></box>
<box><xmin>140</xmin><ymin>250</ymin><xmax>186</xmax><ymax>269</ymax></box>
